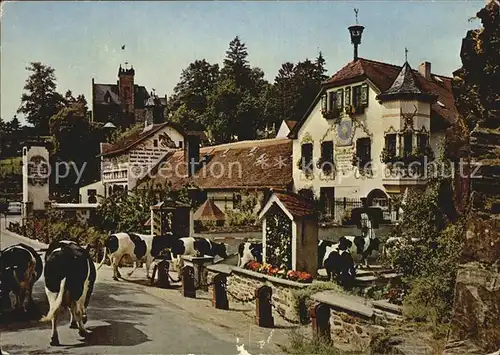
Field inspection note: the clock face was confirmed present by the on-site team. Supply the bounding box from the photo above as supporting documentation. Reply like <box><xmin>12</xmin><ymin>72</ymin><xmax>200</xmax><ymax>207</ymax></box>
<box><xmin>337</xmin><ymin>119</ymin><xmax>353</xmax><ymax>146</ymax></box>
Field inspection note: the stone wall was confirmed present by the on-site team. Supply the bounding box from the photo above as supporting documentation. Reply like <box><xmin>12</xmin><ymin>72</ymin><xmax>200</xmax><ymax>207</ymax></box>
<box><xmin>207</xmin><ymin>267</ymin><xmax>308</xmax><ymax>324</ymax></box>
<box><xmin>330</xmin><ymin>310</ymin><xmax>381</xmax><ymax>351</ymax></box>
<box><xmin>444</xmin><ymin>1</ymin><xmax>500</xmax><ymax>353</ymax></box>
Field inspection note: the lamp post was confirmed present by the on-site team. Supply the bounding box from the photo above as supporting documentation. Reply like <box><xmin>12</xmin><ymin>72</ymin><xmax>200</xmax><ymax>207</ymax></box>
<box><xmin>103</xmin><ymin>121</ymin><xmax>116</xmax><ymax>143</ymax></box>
<box><xmin>348</xmin><ymin>8</ymin><xmax>365</xmax><ymax>61</ymax></box>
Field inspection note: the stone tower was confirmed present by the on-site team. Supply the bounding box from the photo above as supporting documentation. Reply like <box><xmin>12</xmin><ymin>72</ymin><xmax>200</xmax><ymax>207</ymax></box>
<box><xmin>118</xmin><ymin>64</ymin><xmax>135</xmax><ymax>126</ymax></box>
<box><xmin>22</xmin><ymin>142</ymin><xmax>50</xmax><ymax>219</ymax></box>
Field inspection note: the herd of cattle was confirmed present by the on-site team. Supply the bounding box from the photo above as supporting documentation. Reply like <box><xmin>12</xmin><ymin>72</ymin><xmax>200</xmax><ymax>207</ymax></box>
<box><xmin>1</xmin><ymin>231</ymin><xmax>411</xmax><ymax>345</ymax></box>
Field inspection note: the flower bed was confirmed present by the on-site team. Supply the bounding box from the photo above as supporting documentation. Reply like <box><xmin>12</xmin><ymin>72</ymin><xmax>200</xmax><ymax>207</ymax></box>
<box><xmin>245</xmin><ymin>261</ymin><xmax>313</xmax><ymax>283</ymax></box>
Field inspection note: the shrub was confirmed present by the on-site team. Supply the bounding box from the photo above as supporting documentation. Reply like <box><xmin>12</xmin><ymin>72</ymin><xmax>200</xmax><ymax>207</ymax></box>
<box><xmin>283</xmin><ymin>329</ymin><xmax>340</xmax><ymax>355</ymax></box>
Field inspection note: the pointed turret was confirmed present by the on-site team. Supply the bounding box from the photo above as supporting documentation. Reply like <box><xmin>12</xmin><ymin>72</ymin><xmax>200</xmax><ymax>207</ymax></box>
<box><xmin>376</xmin><ymin>61</ymin><xmax>437</xmax><ymax>103</ymax></box>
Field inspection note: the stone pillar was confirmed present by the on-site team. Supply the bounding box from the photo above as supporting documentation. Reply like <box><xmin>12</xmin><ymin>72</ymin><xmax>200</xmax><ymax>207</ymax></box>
<box><xmin>255</xmin><ymin>285</ymin><xmax>274</xmax><ymax>328</ymax></box>
<box><xmin>182</xmin><ymin>266</ymin><xmax>196</xmax><ymax>298</ymax></box>
<box><xmin>22</xmin><ymin>144</ymin><xmax>50</xmax><ymax>218</ymax></box>
<box><xmin>182</xmin><ymin>255</ymin><xmax>214</xmax><ymax>289</ymax></box>
<box><xmin>212</xmin><ymin>274</ymin><xmax>229</xmax><ymax>310</ymax></box>
<box><xmin>310</xmin><ymin>303</ymin><xmax>331</xmax><ymax>342</ymax></box>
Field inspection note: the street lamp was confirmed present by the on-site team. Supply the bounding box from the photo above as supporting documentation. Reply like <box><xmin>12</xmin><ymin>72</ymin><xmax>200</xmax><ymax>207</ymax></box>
<box><xmin>348</xmin><ymin>9</ymin><xmax>365</xmax><ymax>61</ymax></box>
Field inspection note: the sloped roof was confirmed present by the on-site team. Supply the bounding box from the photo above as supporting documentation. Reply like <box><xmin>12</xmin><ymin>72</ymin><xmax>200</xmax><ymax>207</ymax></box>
<box><xmin>285</xmin><ymin>120</ymin><xmax>298</xmax><ymax>130</ymax></box>
<box><xmin>289</xmin><ymin>58</ymin><xmax>457</xmax><ymax>138</ymax></box>
<box><xmin>193</xmin><ymin>199</ymin><xmax>226</xmax><ymax>221</ymax></box>
<box><xmin>99</xmin><ymin>122</ymin><xmax>180</xmax><ymax>157</ymax></box>
<box><xmin>377</xmin><ymin>61</ymin><xmax>437</xmax><ymax>102</ymax></box>
<box><xmin>259</xmin><ymin>189</ymin><xmax>316</xmax><ymax>219</ymax></box>
<box><xmin>137</xmin><ymin>138</ymin><xmax>293</xmax><ymax>191</ymax></box>
<box><xmin>93</xmin><ymin>84</ymin><xmax>121</xmax><ymax>105</ymax></box>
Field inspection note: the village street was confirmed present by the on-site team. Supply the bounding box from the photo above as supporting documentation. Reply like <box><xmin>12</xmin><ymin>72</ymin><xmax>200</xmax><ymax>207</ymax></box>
<box><xmin>0</xmin><ymin>217</ymin><xmax>293</xmax><ymax>355</ymax></box>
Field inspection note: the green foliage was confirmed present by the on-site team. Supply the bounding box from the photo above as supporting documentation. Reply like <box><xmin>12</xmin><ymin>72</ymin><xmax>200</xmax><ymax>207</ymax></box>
<box><xmin>166</xmin><ymin>36</ymin><xmax>328</xmax><ymax>144</ymax></box>
<box><xmin>17</xmin><ymin>62</ymin><xmax>64</xmax><ymax>134</ymax></box>
<box><xmin>283</xmin><ymin>329</ymin><xmax>340</xmax><ymax>355</ymax></box>
<box><xmin>390</xmin><ymin>171</ymin><xmax>466</xmax><ymax>325</ymax></box>
<box><xmin>369</xmin><ymin>329</ymin><xmax>399</xmax><ymax>355</ymax></box>
<box><xmin>96</xmin><ymin>189</ymin><xmax>156</xmax><ymax>233</ymax></box>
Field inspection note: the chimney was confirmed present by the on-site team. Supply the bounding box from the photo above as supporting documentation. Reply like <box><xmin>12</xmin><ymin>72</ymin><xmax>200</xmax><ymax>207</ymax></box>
<box><xmin>185</xmin><ymin>134</ymin><xmax>200</xmax><ymax>177</ymax></box>
<box><xmin>418</xmin><ymin>61</ymin><xmax>431</xmax><ymax>80</ymax></box>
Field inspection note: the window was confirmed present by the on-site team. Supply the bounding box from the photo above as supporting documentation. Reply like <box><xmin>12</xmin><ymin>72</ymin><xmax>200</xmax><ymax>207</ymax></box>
<box><xmin>385</xmin><ymin>134</ymin><xmax>397</xmax><ymax>156</ymax></box>
<box><xmin>417</xmin><ymin>133</ymin><xmax>428</xmax><ymax>151</ymax></box>
<box><xmin>403</xmin><ymin>132</ymin><xmax>413</xmax><ymax>155</ymax></box>
<box><xmin>178</xmin><ymin>141</ymin><xmax>183</xmax><ymax>148</ymax></box>
<box><xmin>356</xmin><ymin>137</ymin><xmax>371</xmax><ymax>166</ymax></box>
<box><xmin>353</xmin><ymin>85</ymin><xmax>362</xmax><ymax>107</ymax></box>
<box><xmin>300</xmin><ymin>143</ymin><xmax>313</xmax><ymax>170</ymax></box>
<box><xmin>321</xmin><ymin>141</ymin><xmax>334</xmax><ymax>163</ymax></box>
<box><xmin>328</xmin><ymin>92</ymin><xmax>337</xmax><ymax>111</ymax></box>
<box><xmin>153</xmin><ymin>139</ymin><xmax>158</xmax><ymax>148</ymax></box>
<box><xmin>318</xmin><ymin>141</ymin><xmax>334</xmax><ymax>173</ymax></box>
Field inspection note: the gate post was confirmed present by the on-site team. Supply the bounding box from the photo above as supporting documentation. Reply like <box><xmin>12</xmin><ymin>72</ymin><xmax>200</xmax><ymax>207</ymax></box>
<box><xmin>212</xmin><ymin>274</ymin><xmax>229</xmax><ymax>310</ymax></box>
<box><xmin>310</xmin><ymin>303</ymin><xmax>331</xmax><ymax>341</ymax></box>
<box><xmin>255</xmin><ymin>286</ymin><xmax>274</xmax><ymax>328</ymax></box>
<box><xmin>182</xmin><ymin>265</ymin><xmax>196</xmax><ymax>298</ymax></box>
<box><xmin>153</xmin><ymin>260</ymin><xmax>171</xmax><ymax>288</ymax></box>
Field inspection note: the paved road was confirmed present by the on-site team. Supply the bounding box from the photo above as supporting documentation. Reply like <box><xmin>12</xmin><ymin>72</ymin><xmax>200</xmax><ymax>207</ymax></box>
<box><xmin>0</xmin><ymin>218</ymin><xmax>272</xmax><ymax>355</ymax></box>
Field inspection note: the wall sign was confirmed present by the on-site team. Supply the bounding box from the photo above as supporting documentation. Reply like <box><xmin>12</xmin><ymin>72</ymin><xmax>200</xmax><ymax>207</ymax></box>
<box><xmin>27</xmin><ymin>155</ymin><xmax>49</xmax><ymax>186</ymax></box>
<box><xmin>334</xmin><ymin>146</ymin><xmax>355</xmax><ymax>174</ymax></box>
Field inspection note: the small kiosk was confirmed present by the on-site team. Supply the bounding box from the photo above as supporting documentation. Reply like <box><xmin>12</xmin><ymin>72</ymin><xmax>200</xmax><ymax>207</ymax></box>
<box><xmin>258</xmin><ymin>190</ymin><xmax>318</xmax><ymax>277</ymax></box>
<box><xmin>150</xmin><ymin>197</ymin><xmax>193</xmax><ymax>237</ymax></box>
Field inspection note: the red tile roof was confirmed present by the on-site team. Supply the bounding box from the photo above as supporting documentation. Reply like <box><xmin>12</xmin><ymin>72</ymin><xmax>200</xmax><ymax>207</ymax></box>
<box><xmin>137</xmin><ymin>138</ymin><xmax>293</xmax><ymax>191</ymax></box>
<box><xmin>193</xmin><ymin>199</ymin><xmax>226</xmax><ymax>221</ymax></box>
<box><xmin>267</xmin><ymin>189</ymin><xmax>316</xmax><ymax>217</ymax></box>
<box><xmin>289</xmin><ymin>58</ymin><xmax>457</xmax><ymax>138</ymax></box>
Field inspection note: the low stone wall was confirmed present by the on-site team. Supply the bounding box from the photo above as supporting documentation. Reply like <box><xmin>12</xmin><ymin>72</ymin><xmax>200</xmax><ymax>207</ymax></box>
<box><xmin>206</xmin><ymin>264</ymin><xmax>402</xmax><ymax>348</ymax></box>
<box><xmin>207</xmin><ymin>266</ymin><xmax>309</xmax><ymax>324</ymax></box>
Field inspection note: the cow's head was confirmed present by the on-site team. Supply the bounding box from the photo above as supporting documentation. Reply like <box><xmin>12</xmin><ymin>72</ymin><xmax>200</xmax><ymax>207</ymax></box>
<box><xmin>370</xmin><ymin>238</ymin><xmax>381</xmax><ymax>252</ymax></box>
<box><xmin>214</xmin><ymin>242</ymin><xmax>228</xmax><ymax>259</ymax></box>
<box><xmin>250</xmin><ymin>243</ymin><xmax>263</xmax><ymax>262</ymax></box>
<box><xmin>338</xmin><ymin>237</ymin><xmax>353</xmax><ymax>251</ymax></box>
<box><xmin>151</xmin><ymin>234</ymin><xmax>175</xmax><ymax>258</ymax></box>
<box><xmin>353</xmin><ymin>236</ymin><xmax>365</xmax><ymax>254</ymax></box>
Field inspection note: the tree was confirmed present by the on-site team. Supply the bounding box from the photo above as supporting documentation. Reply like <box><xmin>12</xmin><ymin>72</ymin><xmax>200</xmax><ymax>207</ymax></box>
<box><xmin>167</xmin><ymin>59</ymin><xmax>220</xmax><ymax>130</ymax></box>
<box><xmin>271</xmin><ymin>52</ymin><xmax>328</xmax><ymax>123</ymax></box>
<box><xmin>17</xmin><ymin>62</ymin><xmax>64</xmax><ymax>134</ymax></box>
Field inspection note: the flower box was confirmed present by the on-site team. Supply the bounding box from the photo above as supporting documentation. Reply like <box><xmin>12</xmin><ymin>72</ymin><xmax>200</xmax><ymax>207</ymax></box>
<box><xmin>245</xmin><ymin>261</ymin><xmax>313</xmax><ymax>283</ymax></box>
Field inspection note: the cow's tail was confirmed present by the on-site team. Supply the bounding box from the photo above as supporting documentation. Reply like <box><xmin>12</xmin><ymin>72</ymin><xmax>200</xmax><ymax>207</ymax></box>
<box><xmin>96</xmin><ymin>246</ymin><xmax>108</xmax><ymax>271</ymax></box>
<box><xmin>41</xmin><ymin>277</ymin><xmax>66</xmax><ymax>322</ymax></box>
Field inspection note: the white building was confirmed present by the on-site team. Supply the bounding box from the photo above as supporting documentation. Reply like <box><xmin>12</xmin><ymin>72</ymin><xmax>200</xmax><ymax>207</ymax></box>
<box><xmin>98</xmin><ymin>121</ymin><xmax>196</xmax><ymax>196</ymax></box>
<box><xmin>288</xmin><ymin>24</ymin><xmax>457</xmax><ymax>222</ymax></box>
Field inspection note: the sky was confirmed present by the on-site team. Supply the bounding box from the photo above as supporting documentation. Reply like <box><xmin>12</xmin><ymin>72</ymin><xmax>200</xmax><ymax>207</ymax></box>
<box><xmin>0</xmin><ymin>1</ymin><xmax>484</xmax><ymax>124</ymax></box>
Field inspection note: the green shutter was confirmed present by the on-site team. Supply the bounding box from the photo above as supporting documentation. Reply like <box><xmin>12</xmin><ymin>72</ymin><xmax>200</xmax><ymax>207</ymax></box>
<box><xmin>336</xmin><ymin>89</ymin><xmax>344</xmax><ymax>110</ymax></box>
<box><xmin>361</xmin><ymin>83</ymin><xmax>369</xmax><ymax>107</ymax></box>
<box><xmin>345</xmin><ymin>87</ymin><xmax>351</xmax><ymax>107</ymax></box>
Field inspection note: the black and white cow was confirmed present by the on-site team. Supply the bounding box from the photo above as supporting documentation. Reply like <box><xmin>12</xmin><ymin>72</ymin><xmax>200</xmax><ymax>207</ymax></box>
<box><xmin>237</xmin><ymin>242</ymin><xmax>263</xmax><ymax>267</ymax></box>
<box><xmin>167</xmin><ymin>237</ymin><xmax>228</xmax><ymax>271</ymax></box>
<box><xmin>97</xmin><ymin>232</ymin><xmax>153</xmax><ymax>280</ymax></box>
<box><xmin>42</xmin><ymin>240</ymin><xmax>96</xmax><ymax>346</ymax></box>
<box><xmin>317</xmin><ymin>238</ymin><xmax>356</xmax><ymax>286</ymax></box>
<box><xmin>0</xmin><ymin>243</ymin><xmax>43</xmax><ymax>313</ymax></box>
<box><xmin>342</xmin><ymin>235</ymin><xmax>381</xmax><ymax>267</ymax></box>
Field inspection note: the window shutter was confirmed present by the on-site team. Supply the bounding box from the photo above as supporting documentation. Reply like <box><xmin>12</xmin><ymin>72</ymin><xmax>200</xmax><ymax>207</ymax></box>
<box><xmin>336</xmin><ymin>89</ymin><xmax>344</xmax><ymax>110</ymax></box>
<box><xmin>328</xmin><ymin>92</ymin><xmax>336</xmax><ymax>111</ymax></box>
<box><xmin>321</xmin><ymin>94</ymin><xmax>327</xmax><ymax>112</ymax></box>
<box><xmin>361</xmin><ymin>83</ymin><xmax>369</xmax><ymax>106</ymax></box>
<box><xmin>345</xmin><ymin>87</ymin><xmax>351</xmax><ymax>107</ymax></box>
